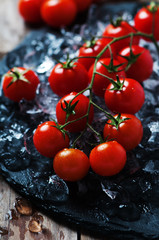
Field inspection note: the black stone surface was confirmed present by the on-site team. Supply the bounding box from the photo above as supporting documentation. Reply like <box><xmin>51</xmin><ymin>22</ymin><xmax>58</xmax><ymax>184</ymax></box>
<box><xmin>0</xmin><ymin>2</ymin><xmax>159</xmax><ymax>239</ymax></box>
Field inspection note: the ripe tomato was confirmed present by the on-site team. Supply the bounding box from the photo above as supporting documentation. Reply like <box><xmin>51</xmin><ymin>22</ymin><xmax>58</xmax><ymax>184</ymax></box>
<box><xmin>73</xmin><ymin>0</ymin><xmax>92</xmax><ymax>12</ymax></box>
<box><xmin>134</xmin><ymin>2</ymin><xmax>159</xmax><ymax>41</ymax></box>
<box><xmin>88</xmin><ymin>58</ymin><xmax>126</xmax><ymax>97</ymax></box>
<box><xmin>89</xmin><ymin>141</ymin><xmax>127</xmax><ymax>176</ymax></box>
<box><xmin>103</xmin><ymin>20</ymin><xmax>139</xmax><ymax>55</ymax></box>
<box><xmin>78</xmin><ymin>38</ymin><xmax>111</xmax><ymax>70</ymax></box>
<box><xmin>18</xmin><ymin>0</ymin><xmax>43</xmax><ymax>23</ymax></box>
<box><xmin>41</xmin><ymin>0</ymin><xmax>77</xmax><ymax>28</ymax></box>
<box><xmin>104</xmin><ymin>77</ymin><xmax>145</xmax><ymax>114</ymax></box>
<box><xmin>33</xmin><ymin>121</ymin><xmax>70</xmax><ymax>158</ymax></box>
<box><xmin>48</xmin><ymin>62</ymin><xmax>89</xmax><ymax>97</ymax></box>
<box><xmin>103</xmin><ymin>114</ymin><xmax>143</xmax><ymax>151</ymax></box>
<box><xmin>56</xmin><ymin>92</ymin><xmax>94</xmax><ymax>132</ymax></box>
<box><xmin>53</xmin><ymin>148</ymin><xmax>90</xmax><ymax>181</ymax></box>
<box><xmin>2</xmin><ymin>67</ymin><xmax>40</xmax><ymax>102</ymax></box>
<box><xmin>117</xmin><ymin>45</ymin><xmax>153</xmax><ymax>83</ymax></box>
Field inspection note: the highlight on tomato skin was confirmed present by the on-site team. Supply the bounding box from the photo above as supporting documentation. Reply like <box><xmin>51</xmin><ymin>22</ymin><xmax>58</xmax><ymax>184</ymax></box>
<box><xmin>78</xmin><ymin>38</ymin><xmax>111</xmax><ymax>71</ymax></box>
<box><xmin>134</xmin><ymin>3</ymin><xmax>159</xmax><ymax>41</ymax></box>
<box><xmin>40</xmin><ymin>0</ymin><xmax>77</xmax><ymax>28</ymax></box>
<box><xmin>117</xmin><ymin>45</ymin><xmax>153</xmax><ymax>83</ymax></box>
<box><xmin>89</xmin><ymin>141</ymin><xmax>127</xmax><ymax>177</ymax></box>
<box><xmin>33</xmin><ymin>121</ymin><xmax>70</xmax><ymax>158</ymax></box>
<box><xmin>18</xmin><ymin>0</ymin><xmax>44</xmax><ymax>23</ymax></box>
<box><xmin>104</xmin><ymin>77</ymin><xmax>145</xmax><ymax>114</ymax></box>
<box><xmin>103</xmin><ymin>114</ymin><xmax>143</xmax><ymax>151</ymax></box>
<box><xmin>88</xmin><ymin>58</ymin><xmax>126</xmax><ymax>98</ymax></box>
<box><xmin>53</xmin><ymin>148</ymin><xmax>90</xmax><ymax>182</ymax></box>
<box><xmin>48</xmin><ymin>62</ymin><xmax>89</xmax><ymax>97</ymax></box>
<box><xmin>56</xmin><ymin>92</ymin><xmax>94</xmax><ymax>133</ymax></box>
<box><xmin>103</xmin><ymin>20</ymin><xmax>139</xmax><ymax>55</ymax></box>
<box><xmin>2</xmin><ymin>67</ymin><xmax>40</xmax><ymax>102</ymax></box>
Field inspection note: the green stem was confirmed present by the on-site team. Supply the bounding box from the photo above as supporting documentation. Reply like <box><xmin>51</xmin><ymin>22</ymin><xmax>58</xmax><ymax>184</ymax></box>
<box><xmin>87</xmin><ymin>123</ymin><xmax>103</xmax><ymax>143</ymax></box>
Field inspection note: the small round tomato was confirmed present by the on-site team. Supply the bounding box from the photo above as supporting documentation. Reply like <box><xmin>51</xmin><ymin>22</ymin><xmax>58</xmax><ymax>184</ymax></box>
<box><xmin>73</xmin><ymin>0</ymin><xmax>92</xmax><ymax>12</ymax></box>
<box><xmin>103</xmin><ymin>114</ymin><xmax>143</xmax><ymax>151</ymax></box>
<box><xmin>78</xmin><ymin>38</ymin><xmax>111</xmax><ymax>70</ymax></box>
<box><xmin>134</xmin><ymin>2</ymin><xmax>159</xmax><ymax>41</ymax></box>
<box><xmin>41</xmin><ymin>0</ymin><xmax>77</xmax><ymax>28</ymax></box>
<box><xmin>117</xmin><ymin>45</ymin><xmax>153</xmax><ymax>83</ymax></box>
<box><xmin>48</xmin><ymin>62</ymin><xmax>89</xmax><ymax>97</ymax></box>
<box><xmin>33</xmin><ymin>121</ymin><xmax>70</xmax><ymax>158</ymax></box>
<box><xmin>53</xmin><ymin>148</ymin><xmax>90</xmax><ymax>181</ymax></box>
<box><xmin>56</xmin><ymin>92</ymin><xmax>94</xmax><ymax>132</ymax></box>
<box><xmin>89</xmin><ymin>141</ymin><xmax>127</xmax><ymax>176</ymax></box>
<box><xmin>88</xmin><ymin>58</ymin><xmax>126</xmax><ymax>97</ymax></box>
<box><xmin>104</xmin><ymin>77</ymin><xmax>145</xmax><ymax>114</ymax></box>
<box><xmin>103</xmin><ymin>20</ymin><xmax>139</xmax><ymax>55</ymax></box>
<box><xmin>2</xmin><ymin>67</ymin><xmax>40</xmax><ymax>102</ymax></box>
<box><xmin>18</xmin><ymin>0</ymin><xmax>43</xmax><ymax>23</ymax></box>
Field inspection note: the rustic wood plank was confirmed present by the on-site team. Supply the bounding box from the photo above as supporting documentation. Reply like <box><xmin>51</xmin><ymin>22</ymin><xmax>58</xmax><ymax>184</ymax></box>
<box><xmin>0</xmin><ymin>176</ymin><xmax>78</xmax><ymax>240</ymax></box>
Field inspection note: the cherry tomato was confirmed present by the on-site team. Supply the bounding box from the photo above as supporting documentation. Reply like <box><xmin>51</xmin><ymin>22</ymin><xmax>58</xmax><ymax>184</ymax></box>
<box><xmin>73</xmin><ymin>0</ymin><xmax>92</xmax><ymax>12</ymax></box>
<box><xmin>103</xmin><ymin>20</ymin><xmax>139</xmax><ymax>55</ymax></box>
<box><xmin>56</xmin><ymin>92</ymin><xmax>94</xmax><ymax>132</ymax></box>
<box><xmin>88</xmin><ymin>58</ymin><xmax>126</xmax><ymax>97</ymax></box>
<box><xmin>53</xmin><ymin>148</ymin><xmax>90</xmax><ymax>181</ymax></box>
<box><xmin>104</xmin><ymin>77</ymin><xmax>145</xmax><ymax>114</ymax></box>
<box><xmin>89</xmin><ymin>141</ymin><xmax>127</xmax><ymax>176</ymax></box>
<box><xmin>134</xmin><ymin>2</ymin><xmax>159</xmax><ymax>41</ymax></box>
<box><xmin>78</xmin><ymin>38</ymin><xmax>111</xmax><ymax>70</ymax></box>
<box><xmin>103</xmin><ymin>114</ymin><xmax>143</xmax><ymax>151</ymax></box>
<box><xmin>18</xmin><ymin>0</ymin><xmax>43</xmax><ymax>23</ymax></box>
<box><xmin>117</xmin><ymin>45</ymin><xmax>153</xmax><ymax>83</ymax></box>
<box><xmin>33</xmin><ymin>121</ymin><xmax>70</xmax><ymax>158</ymax></box>
<box><xmin>41</xmin><ymin>0</ymin><xmax>77</xmax><ymax>28</ymax></box>
<box><xmin>48</xmin><ymin>62</ymin><xmax>89</xmax><ymax>97</ymax></box>
<box><xmin>2</xmin><ymin>67</ymin><xmax>40</xmax><ymax>102</ymax></box>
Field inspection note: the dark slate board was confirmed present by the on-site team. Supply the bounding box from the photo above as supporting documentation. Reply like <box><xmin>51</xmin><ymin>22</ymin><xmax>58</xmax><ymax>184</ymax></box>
<box><xmin>1</xmin><ymin>2</ymin><xmax>159</xmax><ymax>239</ymax></box>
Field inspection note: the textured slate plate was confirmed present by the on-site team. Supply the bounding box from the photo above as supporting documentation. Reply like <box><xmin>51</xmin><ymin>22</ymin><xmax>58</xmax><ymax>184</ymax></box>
<box><xmin>1</xmin><ymin>2</ymin><xmax>159</xmax><ymax>240</ymax></box>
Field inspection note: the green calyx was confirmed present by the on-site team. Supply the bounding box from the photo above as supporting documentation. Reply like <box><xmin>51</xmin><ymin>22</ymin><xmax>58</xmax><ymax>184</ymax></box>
<box><xmin>119</xmin><ymin>48</ymin><xmax>142</xmax><ymax>72</ymax></box>
<box><xmin>85</xmin><ymin>37</ymin><xmax>97</xmax><ymax>48</ymax></box>
<box><xmin>109</xmin><ymin>75</ymin><xmax>125</xmax><ymax>91</ymax></box>
<box><xmin>110</xmin><ymin>17</ymin><xmax>123</xmax><ymax>28</ymax></box>
<box><xmin>5</xmin><ymin>67</ymin><xmax>30</xmax><ymax>89</ymax></box>
<box><xmin>61</xmin><ymin>100</ymin><xmax>79</xmax><ymax>122</ymax></box>
<box><xmin>50</xmin><ymin>120</ymin><xmax>68</xmax><ymax>139</ymax></box>
<box><xmin>148</xmin><ymin>1</ymin><xmax>158</xmax><ymax>13</ymax></box>
<box><xmin>107</xmin><ymin>113</ymin><xmax>130</xmax><ymax>130</ymax></box>
<box><xmin>100</xmin><ymin>60</ymin><xmax>124</xmax><ymax>74</ymax></box>
<box><xmin>55</xmin><ymin>54</ymin><xmax>75</xmax><ymax>69</ymax></box>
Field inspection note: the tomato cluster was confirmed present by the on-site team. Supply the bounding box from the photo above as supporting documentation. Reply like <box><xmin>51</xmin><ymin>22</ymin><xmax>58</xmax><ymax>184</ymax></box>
<box><xmin>3</xmin><ymin>2</ymin><xmax>159</xmax><ymax>182</ymax></box>
<box><xmin>18</xmin><ymin>0</ymin><xmax>92</xmax><ymax>28</ymax></box>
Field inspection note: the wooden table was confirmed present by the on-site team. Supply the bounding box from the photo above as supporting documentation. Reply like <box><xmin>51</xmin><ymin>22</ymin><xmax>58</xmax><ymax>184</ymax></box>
<box><xmin>0</xmin><ymin>0</ymin><xmax>149</xmax><ymax>239</ymax></box>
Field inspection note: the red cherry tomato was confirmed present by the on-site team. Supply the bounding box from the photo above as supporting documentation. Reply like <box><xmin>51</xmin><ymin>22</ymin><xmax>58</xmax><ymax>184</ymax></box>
<box><xmin>103</xmin><ymin>114</ymin><xmax>143</xmax><ymax>151</ymax></box>
<box><xmin>48</xmin><ymin>62</ymin><xmax>89</xmax><ymax>97</ymax></box>
<box><xmin>18</xmin><ymin>0</ymin><xmax>43</xmax><ymax>23</ymax></box>
<box><xmin>2</xmin><ymin>67</ymin><xmax>40</xmax><ymax>102</ymax></box>
<box><xmin>73</xmin><ymin>0</ymin><xmax>92</xmax><ymax>12</ymax></box>
<box><xmin>103</xmin><ymin>20</ymin><xmax>139</xmax><ymax>55</ymax></box>
<box><xmin>41</xmin><ymin>0</ymin><xmax>77</xmax><ymax>28</ymax></box>
<box><xmin>104</xmin><ymin>78</ymin><xmax>145</xmax><ymax>114</ymax></box>
<box><xmin>89</xmin><ymin>141</ymin><xmax>127</xmax><ymax>176</ymax></box>
<box><xmin>117</xmin><ymin>45</ymin><xmax>153</xmax><ymax>83</ymax></box>
<box><xmin>56</xmin><ymin>92</ymin><xmax>94</xmax><ymax>132</ymax></box>
<box><xmin>134</xmin><ymin>3</ymin><xmax>159</xmax><ymax>41</ymax></box>
<box><xmin>33</xmin><ymin>121</ymin><xmax>70</xmax><ymax>158</ymax></box>
<box><xmin>88</xmin><ymin>58</ymin><xmax>126</xmax><ymax>97</ymax></box>
<box><xmin>53</xmin><ymin>148</ymin><xmax>90</xmax><ymax>181</ymax></box>
<box><xmin>78</xmin><ymin>38</ymin><xmax>111</xmax><ymax>70</ymax></box>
